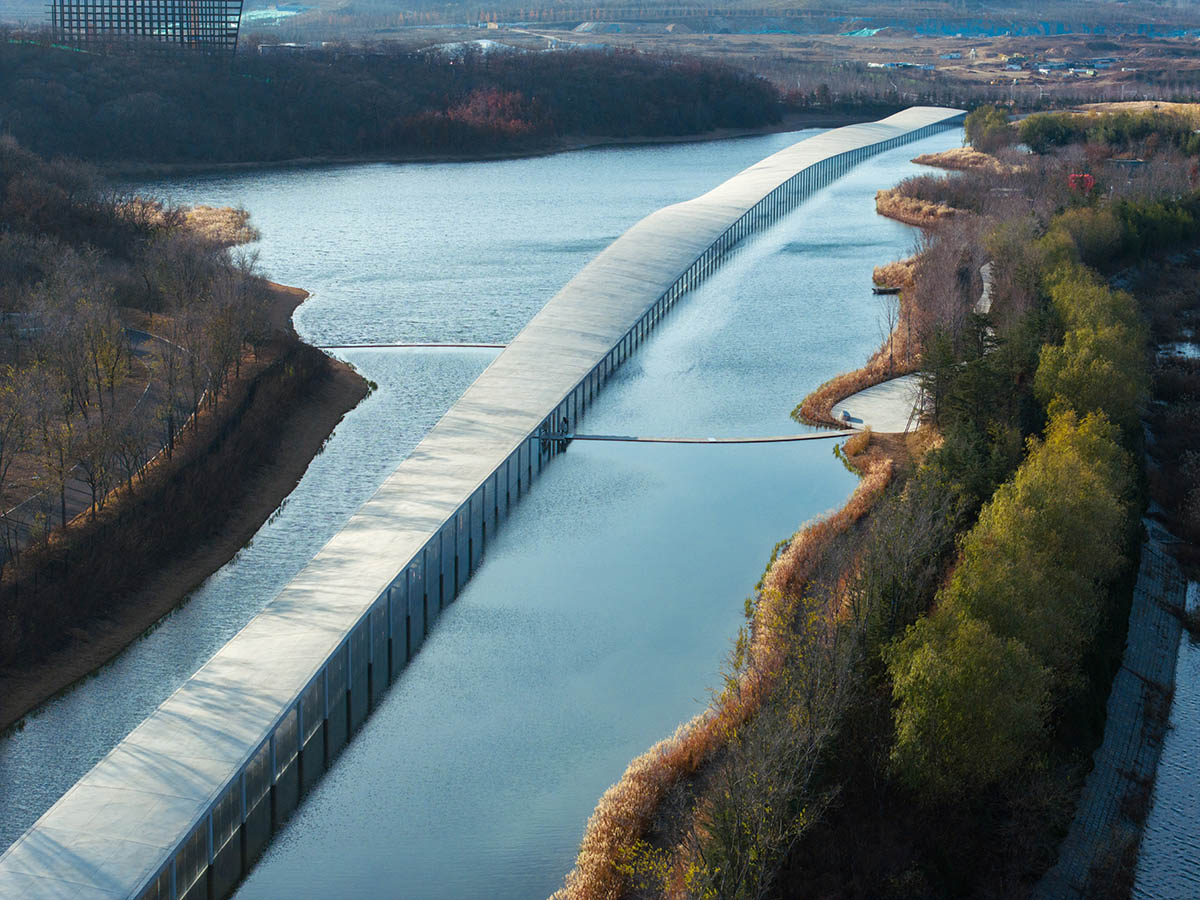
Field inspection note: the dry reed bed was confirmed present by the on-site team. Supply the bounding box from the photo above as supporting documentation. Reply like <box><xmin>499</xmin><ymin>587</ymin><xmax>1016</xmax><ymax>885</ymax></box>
<box><xmin>118</xmin><ymin>199</ymin><xmax>259</xmax><ymax>247</ymax></box>
<box><xmin>874</xmin><ymin>188</ymin><xmax>961</xmax><ymax>229</ymax></box>
<box><xmin>553</xmin><ymin>450</ymin><xmax>894</xmax><ymax>900</ymax></box>
<box><xmin>911</xmin><ymin>147</ymin><xmax>1024</xmax><ymax>176</ymax></box>
<box><xmin>872</xmin><ymin>255</ymin><xmax>918</xmax><ymax>291</ymax></box>
<box><xmin>183</xmin><ymin>205</ymin><xmax>259</xmax><ymax>246</ymax></box>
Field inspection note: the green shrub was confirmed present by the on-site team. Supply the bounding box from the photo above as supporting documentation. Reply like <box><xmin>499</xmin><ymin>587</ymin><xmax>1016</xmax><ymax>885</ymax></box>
<box><xmin>886</xmin><ymin>610</ymin><xmax>1049</xmax><ymax>798</ymax></box>
<box><xmin>887</xmin><ymin>406</ymin><xmax>1133</xmax><ymax>799</ymax></box>
<box><xmin>1044</xmin><ymin>265</ymin><xmax>1142</xmax><ymax>333</ymax></box>
<box><xmin>1019</xmin><ymin>110</ymin><xmax>1200</xmax><ymax>157</ymax></box>
<box><xmin>1051</xmin><ymin>208</ymin><xmax>1124</xmax><ymax>270</ymax></box>
<box><xmin>965</xmin><ymin>104</ymin><xmax>1015</xmax><ymax>153</ymax></box>
<box><xmin>1035</xmin><ymin>325</ymin><xmax>1147</xmax><ymax>432</ymax></box>
<box><xmin>940</xmin><ymin>410</ymin><xmax>1132</xmax><ymax>681</ymax></box>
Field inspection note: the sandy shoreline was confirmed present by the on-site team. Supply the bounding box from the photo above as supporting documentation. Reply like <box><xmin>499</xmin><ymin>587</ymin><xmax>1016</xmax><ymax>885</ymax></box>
<box><xmin>98</xmin><ymin>110</ymin><xmax>895</xmax><ymax>177</ymax></box>
<box><xmin>0</xmin><ymin>283</ymin><xmax>368</xmax><ymax>734</ymax></box>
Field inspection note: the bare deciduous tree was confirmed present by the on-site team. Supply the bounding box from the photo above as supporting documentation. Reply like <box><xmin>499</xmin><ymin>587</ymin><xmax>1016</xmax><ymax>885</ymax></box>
<box><xmin>76</xmin><ymin>422</ymin><xmax>115</xmax><ymax>520</ymax></box>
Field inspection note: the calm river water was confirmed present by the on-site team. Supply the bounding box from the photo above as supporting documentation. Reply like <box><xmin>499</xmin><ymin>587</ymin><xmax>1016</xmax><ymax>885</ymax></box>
<box><xmin>0</xmin><ymin>128</ymin><xmax>960</xmax><ymax>895</ymax></box>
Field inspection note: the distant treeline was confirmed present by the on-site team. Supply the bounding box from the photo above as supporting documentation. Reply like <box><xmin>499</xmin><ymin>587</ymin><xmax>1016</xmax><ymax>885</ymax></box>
<box><xmin>0</xmin><ymin>35</ymin><xmax>782</xmax><ymax>164</ymax></box>
<box><xmin>1020</xmin><ymin>108</ymin><xmax>1200</xmax><ymax>155</ymax></box>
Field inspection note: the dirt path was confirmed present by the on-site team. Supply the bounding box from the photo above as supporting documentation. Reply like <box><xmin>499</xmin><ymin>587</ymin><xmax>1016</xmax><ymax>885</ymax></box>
<box><xmin>0</xmin><ymin>283</ymin><xmax>368</xmax><ymax>733</ymax></box>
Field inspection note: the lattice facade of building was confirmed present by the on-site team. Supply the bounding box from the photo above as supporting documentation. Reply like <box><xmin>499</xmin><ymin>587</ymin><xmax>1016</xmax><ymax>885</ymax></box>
<box><xmin>48</xmin><ymin>0</ymin><xmax>244</xmax><ymax>54</ymax></box>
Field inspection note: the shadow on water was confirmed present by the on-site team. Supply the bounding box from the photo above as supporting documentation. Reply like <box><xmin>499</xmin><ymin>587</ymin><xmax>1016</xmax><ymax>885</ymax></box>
<box><xmin>0</xmin><ymin>126</ymin><xmax>828</xmax><ymax>851</ymax></box>
<box><xmin>1</xmin><ymin>128</ymin><xmax>963</xmax><ymax>900</ymax></box>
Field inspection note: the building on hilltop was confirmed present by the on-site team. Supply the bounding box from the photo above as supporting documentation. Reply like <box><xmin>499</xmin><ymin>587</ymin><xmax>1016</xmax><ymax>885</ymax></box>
<box><xmin>47</xmin><ymin>0</ymin><xmax>244</xmax><ymax>54</ymax></box>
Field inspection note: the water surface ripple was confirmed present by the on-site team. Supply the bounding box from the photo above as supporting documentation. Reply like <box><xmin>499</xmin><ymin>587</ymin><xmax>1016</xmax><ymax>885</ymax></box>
<box><xmin>1</xmin><ymin>129</ymin><xmax>829</xmax><ymax>850</ymax></box>
<box><xmin>0</xmin><ymin>130</ymin><xmax>960</xmax><ymax>900</ymax></box>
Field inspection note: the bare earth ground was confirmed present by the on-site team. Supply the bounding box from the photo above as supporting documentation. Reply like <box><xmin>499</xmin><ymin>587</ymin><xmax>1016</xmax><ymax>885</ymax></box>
<box><xmin>0</xmin><ymin>283</ymin><xmax>368</xmax><ymax>733</ymax></box>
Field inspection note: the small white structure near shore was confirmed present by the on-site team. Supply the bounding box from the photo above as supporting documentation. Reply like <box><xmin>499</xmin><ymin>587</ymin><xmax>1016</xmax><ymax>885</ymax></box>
<box><xmin>832</xmin><ymin>374</ymin><xmax>924</xmax><ymax>433</ymax></box>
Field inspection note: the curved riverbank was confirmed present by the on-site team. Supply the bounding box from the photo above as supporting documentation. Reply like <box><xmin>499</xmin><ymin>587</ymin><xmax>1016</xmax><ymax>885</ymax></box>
<box><xmin>97</xmin><ymin>110</ymin><xmax>893</xmax><ymax>178</ymax></box>
<box><xmin>793</xmin><ymin>264</ymin><xmax>920</xmax><ymax>428</ymax></box>
<box><xmin>555</xmin><ymin>447</ymin><xmax>895</xmax><ymax>900</ymax></box>
<box><xmin>556</xmin><ymin>211</ymin><xmax>931</xmax><ymax>900</ymax></box>
<box><xmin>0</xmin><ymin>126</ymin><xmax>964</xmax><ymax>892</ymax></box>
<box><xmin>0</xmin><ymin>283</ymin><xmax>368</xmax><ymax>734</ymax></box>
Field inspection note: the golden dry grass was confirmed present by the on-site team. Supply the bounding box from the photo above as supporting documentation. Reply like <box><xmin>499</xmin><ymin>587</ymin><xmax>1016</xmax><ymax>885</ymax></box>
<box><xmin>183</xmin><ymin>205</ymin><xmax>259</xmax><ymax>246</ymax></box>
<box><xmin>874</xmin><ymin>188</ymin><xmax>960</xmax><ymax>229</ymax></box>
<box><xmin>911</xmin><ymin>147</ymin><xmax>1024</xmax><ymax>176</ymax></box>
<box><xmin>763</xmin><ymin>456</ymin><xmax>893</xmax><ymax>597</ymax></box>
<box><xmin>872</xmin><ymin>254</ymin><xmax>917</xmax><ymax>290</ymax></box>
<box><xmin>842</xmin><ymin>426</ymin><xmax>871</xmax><ymax>459</ymax></box>
<box><xmin>912</xmin><ymin>146</ymin><xmax>1017</xmax><ymax>176</ymax></box>
<box><xmin>117</xmin><ymin>199</ymin><xmax>259</xmax><ymax>247</ymax></box>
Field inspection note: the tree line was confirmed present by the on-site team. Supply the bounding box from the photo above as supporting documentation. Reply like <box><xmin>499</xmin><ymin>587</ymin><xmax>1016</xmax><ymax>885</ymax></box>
<box><xmin>853</xmin><ymin>116</ymin><xmax>1199</xmax><ymax>897</ymax></box>
<box><xmin>600</xmin><ymin>108</ymin><xmax>1200</xmax><ymax>899</ymax></box>
<box><xmin>0</xmin><ymin>34</ymin><xmax>782</xmax><ymax>164</ymax></box>
<box><xmin>1019</xmin><ymin>108</ymin><xmax>1200</xmax><ymax>156</ymax></box>
<box><xmin>0</xmin><ymin>136</ymin><xmax>272</xmax><ymax>567</ymax></box>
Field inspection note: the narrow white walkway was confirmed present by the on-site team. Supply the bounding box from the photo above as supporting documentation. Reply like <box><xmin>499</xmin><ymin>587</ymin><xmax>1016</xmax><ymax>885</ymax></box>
<box><xmin>548</xmin><ymin>431</ymin><xmax>856</xmax><ymax>444</ymax></box>
<box><xmin>830</xmin><ymin>373</ymin><xmax>922</xmax><ymax>433</ymax></box>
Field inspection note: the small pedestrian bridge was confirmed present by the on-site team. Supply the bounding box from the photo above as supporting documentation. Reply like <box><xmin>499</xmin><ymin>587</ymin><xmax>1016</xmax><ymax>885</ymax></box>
<box><xmin>541</xmin><ymin>430</ymin><xmax>857</xmax><ymax>444</ymax></box>
<box><xmin>0</xmin><ymin>106</ymin><xmax>963</xmax><ymax>900</ymax></box>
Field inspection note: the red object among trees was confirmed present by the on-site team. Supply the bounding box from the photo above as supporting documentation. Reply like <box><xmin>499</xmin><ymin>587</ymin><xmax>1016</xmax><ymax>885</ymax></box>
<box><xmin>1069</xmin><ymin>173</ymin><xmax>1096</xmax><ymax>192</ymax></box>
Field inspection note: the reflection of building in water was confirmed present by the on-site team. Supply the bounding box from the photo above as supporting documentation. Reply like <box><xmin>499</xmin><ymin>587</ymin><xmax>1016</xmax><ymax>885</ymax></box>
<box><xmin>48</xmin><ymin>0</ymin><xmax>244</xmax><ymax>55</ymax></box>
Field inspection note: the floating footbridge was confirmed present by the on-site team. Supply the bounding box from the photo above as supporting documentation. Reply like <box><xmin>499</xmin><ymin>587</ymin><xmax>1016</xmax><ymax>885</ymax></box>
<box><xmin>0</xmin><ymin>106</ymin><xmax>963</xmax><ymax>900</ymax></box>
